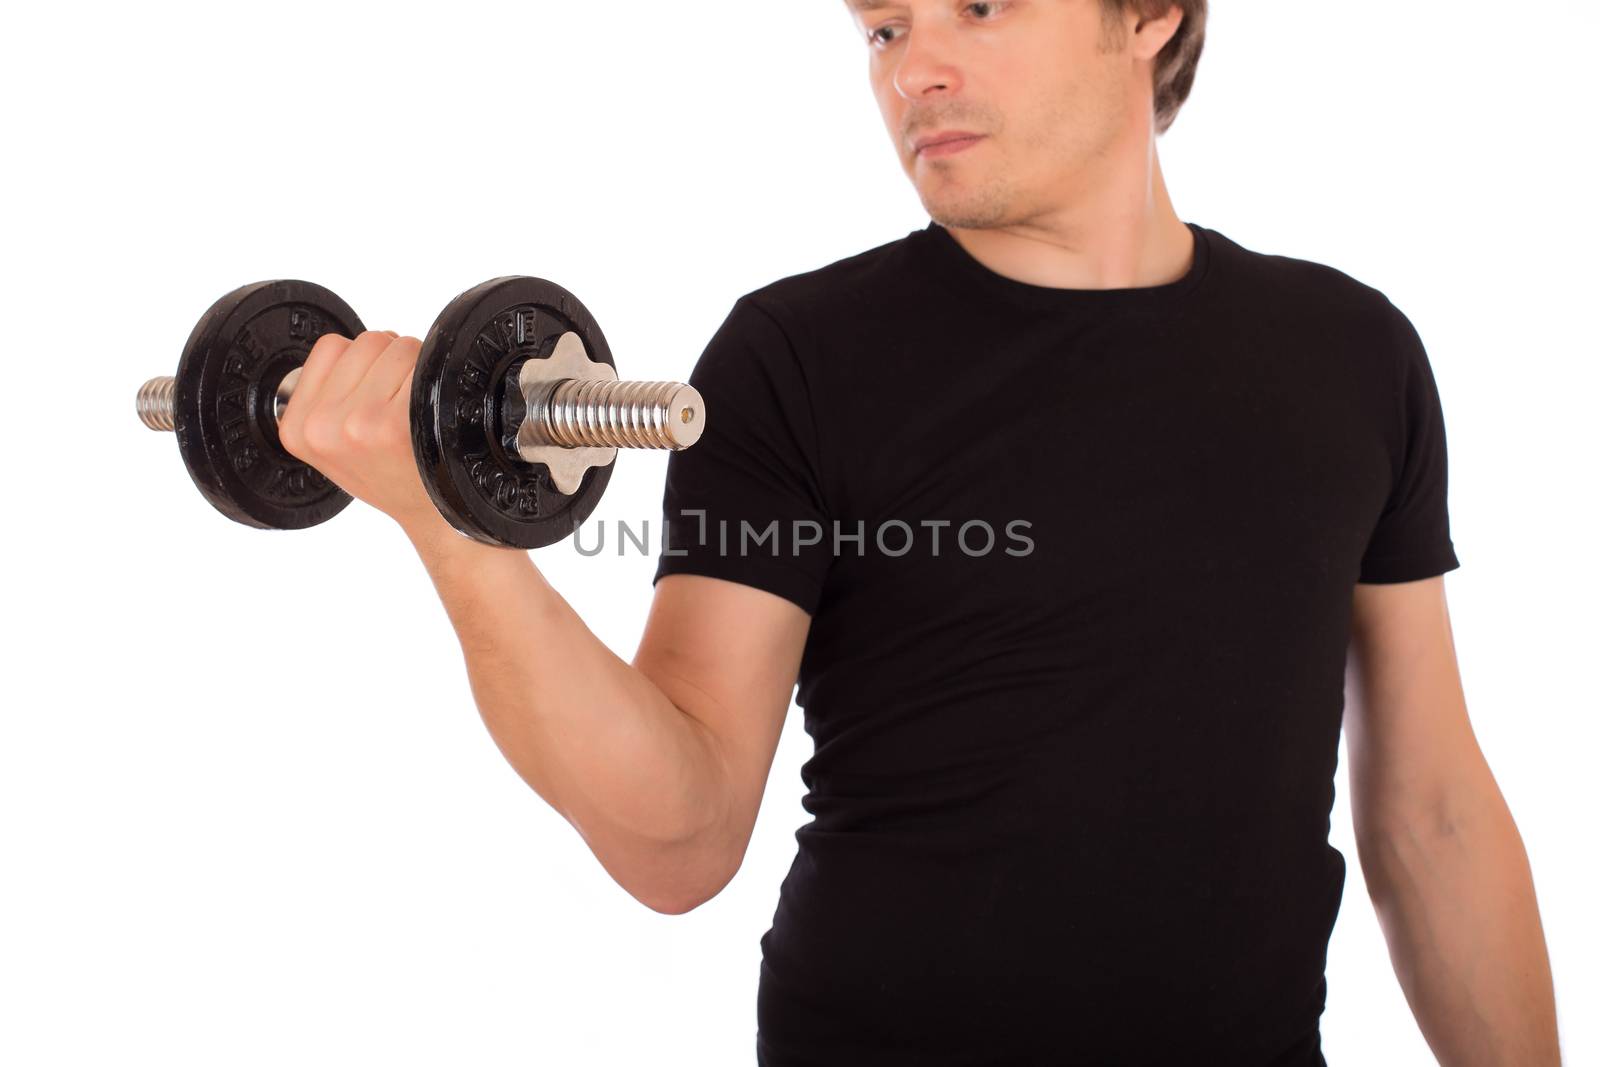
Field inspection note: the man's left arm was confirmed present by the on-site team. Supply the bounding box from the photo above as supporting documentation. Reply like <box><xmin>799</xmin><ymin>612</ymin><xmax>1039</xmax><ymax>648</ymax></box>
<box><xmin>1344</xmin><ymin>575</ymin><xmax>1560</xmax><ymax>1065</ymax></box>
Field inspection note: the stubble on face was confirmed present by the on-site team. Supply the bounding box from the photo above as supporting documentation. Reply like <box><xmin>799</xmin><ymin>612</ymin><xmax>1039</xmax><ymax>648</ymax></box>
<box><xmin>902</xmin><ymin>6</ymin><xmax>1134</xmax><ymax>232</ymax></box>
<box><xmin>909</xmin><ymin>104</ymin><xmax>1015</xmax><ymax>229</ymax></box>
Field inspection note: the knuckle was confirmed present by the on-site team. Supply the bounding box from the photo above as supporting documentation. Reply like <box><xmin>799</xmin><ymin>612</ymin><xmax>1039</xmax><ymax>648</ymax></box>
<box><xmin>307</xmin><ymin>333</ymin><xmax>349</xmax><ymax>361</ymax></box>
<box><xmin>342</xmin><ymin>411</ymin><xmax>390</xmax><ymax>447</ymax></box>
<box><xmin>340</xmin><ymin>417</ymin><xmax>370</xmax><ymax>446</ymax></box>
<box><xmin>302</xmin><ymin>416</ymin><xmax>341</xmax><ymax>454</ymax></box>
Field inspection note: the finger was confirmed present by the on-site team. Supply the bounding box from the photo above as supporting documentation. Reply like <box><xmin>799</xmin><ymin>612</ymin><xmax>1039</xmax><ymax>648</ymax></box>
<box><xmin>318</xmin><ymin>330</ymin><xmax>399</xmax><ymax>408</ymax></box>
<box><xmin>347</xmin><ymin>336</ymin><xmax>421</xmax><ymax>410</ymax></box>
<box><xmin>386</xmin><ymin>366</ymin><xmax>416</xmax><ymax>410</ymax></box>
<box><xmin>288</xmin><ymin>332</ymin><xmax>353</xmax><ymax>415</ymax></box>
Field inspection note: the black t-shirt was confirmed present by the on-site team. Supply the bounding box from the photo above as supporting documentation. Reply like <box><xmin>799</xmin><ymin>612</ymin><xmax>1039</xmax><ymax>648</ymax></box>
<box><xmin>652</xmin><ymin>219</ymin><xmax>1459</xmax><ymax>1066</ymax></box>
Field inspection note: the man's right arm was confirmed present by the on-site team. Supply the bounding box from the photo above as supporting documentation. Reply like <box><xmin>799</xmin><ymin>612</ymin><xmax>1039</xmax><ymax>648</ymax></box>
<box><xmin>273</xmin><ymin>318</ymin><xmax>818</xmax><ymax>914</ymax></box>
<box><xmin>405</xmin><ymin>513</ymin><xmax>808</xmax><ymax>915</ymax></box>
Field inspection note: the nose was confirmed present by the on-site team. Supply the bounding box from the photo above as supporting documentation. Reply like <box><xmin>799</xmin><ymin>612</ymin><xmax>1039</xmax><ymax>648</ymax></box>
<box><xmin>891</xmin><ymin>22</ymin><xmax>964</xmax><ymax>101</ymax></box>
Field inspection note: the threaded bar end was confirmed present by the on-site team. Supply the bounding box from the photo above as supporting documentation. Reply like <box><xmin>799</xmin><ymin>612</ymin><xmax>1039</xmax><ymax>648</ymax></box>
<box><xmin>137</xmin><ymin>376</ymin><xmax>177</xmax><ymax>431</ymax></box>
<box><xmin>542</xmin><ymin>380</ymin><xmax>704</xmax><ymax>450</ymax></box>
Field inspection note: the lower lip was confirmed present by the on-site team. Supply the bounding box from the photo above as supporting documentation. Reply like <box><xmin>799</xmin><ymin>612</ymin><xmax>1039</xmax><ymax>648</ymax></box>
<box><xmin>917</xmin><ymin>136</ymin><xmax>982</xmax><ymax>159</ymax></box>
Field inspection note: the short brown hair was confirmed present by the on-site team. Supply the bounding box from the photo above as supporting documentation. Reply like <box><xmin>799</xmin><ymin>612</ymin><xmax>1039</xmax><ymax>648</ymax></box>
<box><xmin>1099</xmin><ymin>0</ymin><xmax>1208</xmax><ymax>135</ymax></box>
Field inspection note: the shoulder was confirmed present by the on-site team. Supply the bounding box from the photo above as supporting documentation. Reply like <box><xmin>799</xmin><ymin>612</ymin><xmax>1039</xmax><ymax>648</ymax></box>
<box><xmin>1203</xmin><ymin>226</ymin><xmax>1405</xmax><ymax>324</ymax></box>
<box><xmin>730</xmin><ymin>228</ymin><xmax>924</xmax><ymax>340</ymax></box>
<box><xmin>1202</xmin><ymin>225</ymin><xmax>1427</xmax><ymax>385</ymax></box>
<box><xmin>687</xmin><ymin>232</ymin><xmax>916</xmax><ymax>395</ymax></box>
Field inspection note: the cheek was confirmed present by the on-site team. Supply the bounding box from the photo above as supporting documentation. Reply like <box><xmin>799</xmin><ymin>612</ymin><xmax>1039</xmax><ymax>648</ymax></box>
<box><xmin>1013</xmin><ymin>83</ymin><xmax>1087</xmax><ymax>154</ymax></box>
<box><xmin>1021</xmin><ymin>71</ymin><xmax>1124</xmax><ymax>156</ymax></box>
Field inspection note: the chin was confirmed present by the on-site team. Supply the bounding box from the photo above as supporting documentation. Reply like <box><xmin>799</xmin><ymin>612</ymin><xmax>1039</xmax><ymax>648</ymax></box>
<box><xmin>921</xmin><ymin>188</ymin><xmax>1013</xmax><ymax>231</ymax></box>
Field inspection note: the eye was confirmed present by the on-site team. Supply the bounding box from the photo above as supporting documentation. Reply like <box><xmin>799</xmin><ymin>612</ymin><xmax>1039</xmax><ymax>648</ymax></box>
<box><xmin>867</xmin><ymin>23</ymin><xmax>903</xmax><ymax>48</ymax></box>
<box><xmin>866</xmin><ymin>2</ymin><xmax>1010</xmax><ymax>49</ymax></box>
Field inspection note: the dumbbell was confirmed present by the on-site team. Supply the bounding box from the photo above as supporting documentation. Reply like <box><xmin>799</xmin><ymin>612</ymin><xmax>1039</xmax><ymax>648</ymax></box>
<box><xmin>136</xmin><ymin>277</ymin><xmax>704</xmax><ymax>549</ymax></box>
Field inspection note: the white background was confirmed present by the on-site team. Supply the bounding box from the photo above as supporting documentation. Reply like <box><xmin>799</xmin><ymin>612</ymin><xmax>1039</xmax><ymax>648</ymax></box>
<box><xmin>2</xmin><ymin>1</ymin><xmax>1595</xmax><ymax>1063</ymax></box>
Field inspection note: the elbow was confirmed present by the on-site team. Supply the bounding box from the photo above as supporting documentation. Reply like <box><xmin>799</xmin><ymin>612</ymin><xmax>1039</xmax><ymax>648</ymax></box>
<box><xmin>1353</xmin><ymin>787</ymin><xmax>1516</xmax><ymax>906</ymax></box>
<box><xmin>1351</xmin><ymin>754</ymin><xmax>1507</xmax><ymax>867</ymax></box>
<box><xmin>635</xmin><ymin>879</ymin><xmax>719</xmax><ymax>916</ymax></box>
<box><xmin>627</xmin><ymin>838</ymin><xmax>745</xmax><ymax>915</ymax></box>
<box><xmin>633</xmin><ymin>853</ymin><xmax>743</xmax><ymax>916</ymax></box>
<box><xmin>1350</xmin><ymin>822</ymin><xmax>1407</xmax><ymax>907</ymax></box>
<box><xmin>642</xmin><ymin>892</ymin><xmax>708</xmax><ymax>916</ymax></box>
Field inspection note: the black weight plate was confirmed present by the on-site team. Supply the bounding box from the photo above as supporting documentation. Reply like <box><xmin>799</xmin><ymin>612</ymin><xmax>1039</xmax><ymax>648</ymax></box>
<box><xmin>173</xmin><ymin>280</ymin><xmax>364</xmax><ymax>530</ymax></box>
<box><xmin>411</xmin><ymin>275</ymin><xmax>616</xmax><ymax>549</ymax></box>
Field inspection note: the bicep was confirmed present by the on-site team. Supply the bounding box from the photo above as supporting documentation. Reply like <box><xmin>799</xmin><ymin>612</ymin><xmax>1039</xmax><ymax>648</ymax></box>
<box><xmin>632</xmin><ymin>572</ymin><xmax>811</xmax><ymax>857</ymax></box>
<box><xmin>1344</xmin><ymin>576</ymin><xmax>1481</xmax><ymax>837</ymax></box>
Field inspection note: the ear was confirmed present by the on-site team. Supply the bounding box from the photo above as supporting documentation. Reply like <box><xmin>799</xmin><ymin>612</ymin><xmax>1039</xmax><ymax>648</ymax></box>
<box><xmin>1131</xmin><ymin>4</ymin><xmax>1185</xmax><ymax>61</ymax></box>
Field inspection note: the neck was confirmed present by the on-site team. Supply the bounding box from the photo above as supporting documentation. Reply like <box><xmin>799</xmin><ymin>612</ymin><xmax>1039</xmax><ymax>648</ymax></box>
<box><xmin>940</xmin><ymin>142</ymin><xmax>1193</xmax><ymax>292</ymax></box>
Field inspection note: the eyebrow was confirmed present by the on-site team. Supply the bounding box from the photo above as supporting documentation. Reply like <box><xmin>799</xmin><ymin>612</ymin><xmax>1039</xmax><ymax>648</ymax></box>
<box><xmin>844</xmin><ymin>0</ymin><xmax>900</xmax><ymax>11</ymax></box>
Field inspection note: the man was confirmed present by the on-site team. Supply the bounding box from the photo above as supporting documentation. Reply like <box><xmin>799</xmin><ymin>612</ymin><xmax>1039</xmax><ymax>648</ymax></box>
<box><xmin>278</xmin><ymin>1</ymin><xmax>1561</xmax><ymax>1063</ymax></box>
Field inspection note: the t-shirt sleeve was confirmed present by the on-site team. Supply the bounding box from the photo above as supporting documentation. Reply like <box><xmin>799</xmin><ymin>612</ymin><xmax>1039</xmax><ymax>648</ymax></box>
<box><xmin>651</xmin><ymin>294</ymin><xmax>833</xmax><ymax>614</ymax></box>
<box><xmin>1356</xmin><ymin>300</ymin><xmax>1462</xmax><ymax>584</ymax></box>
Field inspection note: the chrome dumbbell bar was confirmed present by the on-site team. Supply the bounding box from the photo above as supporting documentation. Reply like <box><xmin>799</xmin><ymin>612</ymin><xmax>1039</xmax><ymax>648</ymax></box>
<box><xmin>139</xmin><ymin>276</ymin><xmax>706</xmax><ymax>548</ymax></box>
<box><xmin>137</xmin><ymin>331</ymin><xmax>703</xmax><ymax>495</ymax></box>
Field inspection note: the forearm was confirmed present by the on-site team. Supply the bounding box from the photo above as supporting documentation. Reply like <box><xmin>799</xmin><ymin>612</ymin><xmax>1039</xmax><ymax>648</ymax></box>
<box><xmin>402</xmin><ymin>515</ymin><xmax>735</xmax><ymax>913</ymax></box>
<box><xmin>1358</xmin><ymin>783</ymin><xmax>1560</xmax><ymax>1065</ymax></box>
